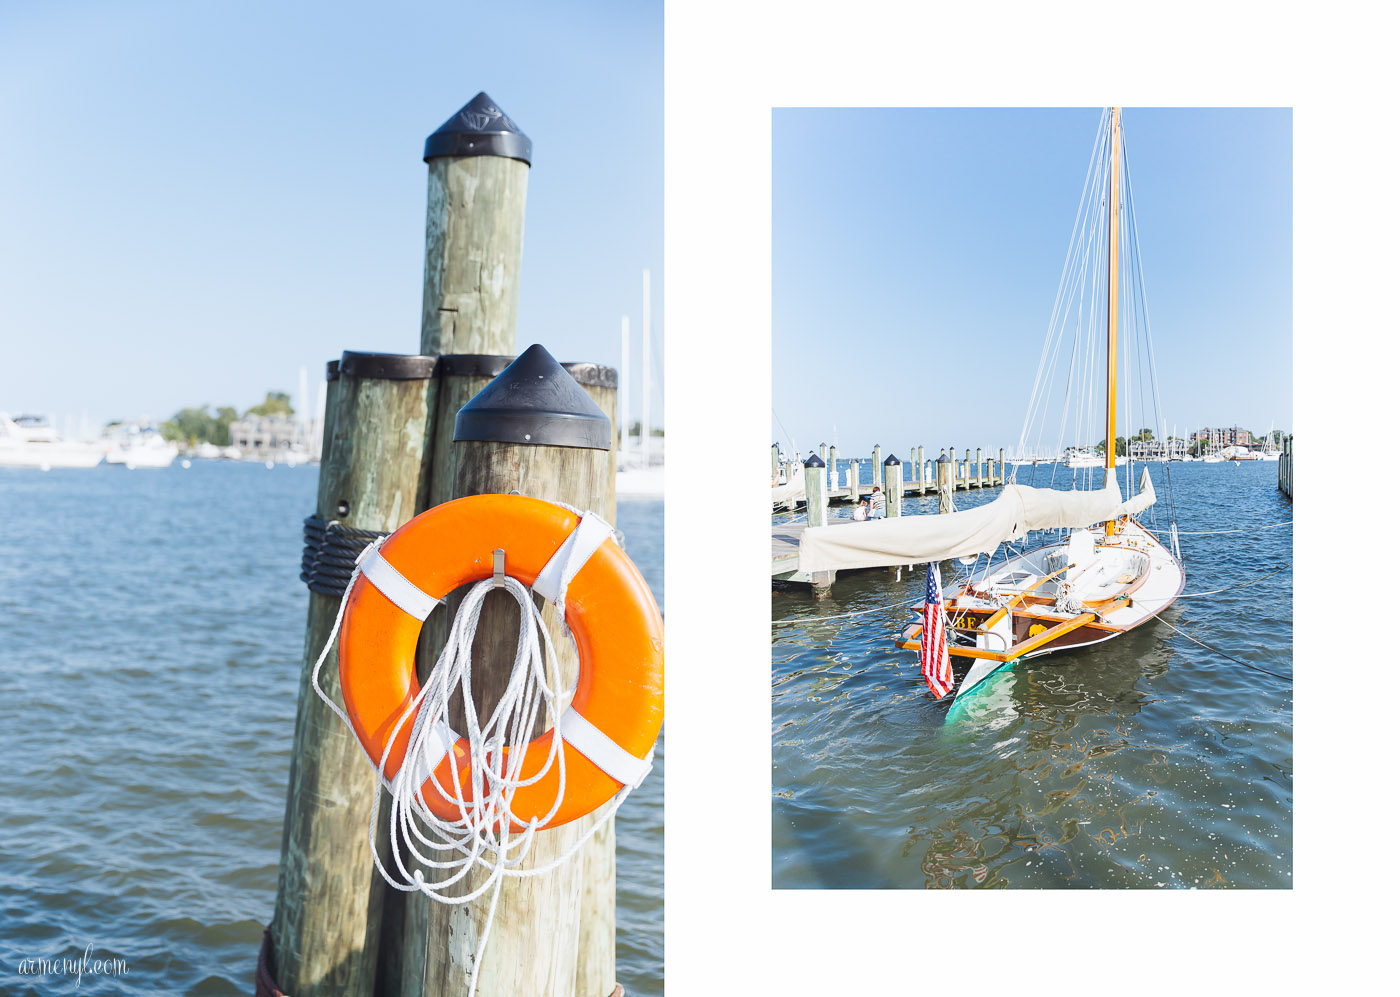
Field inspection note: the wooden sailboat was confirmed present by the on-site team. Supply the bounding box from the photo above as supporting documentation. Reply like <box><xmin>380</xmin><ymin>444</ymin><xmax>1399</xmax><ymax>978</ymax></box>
<box><xmin>891</xmin><ymin>107</ymin><xmax>1186</xmax><ymax>698</ymax></box>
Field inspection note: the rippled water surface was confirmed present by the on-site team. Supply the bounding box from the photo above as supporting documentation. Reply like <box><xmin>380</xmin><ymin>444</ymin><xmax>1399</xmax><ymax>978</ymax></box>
<box><xmin>0</xmin><ymin>463</ymin><xmax>662</xmax><ymax>994</ymax></box>
<box><xmin>773</xmin><ymin>459</ymin><xmax>1291</xmax><ymax>889</ymax></box>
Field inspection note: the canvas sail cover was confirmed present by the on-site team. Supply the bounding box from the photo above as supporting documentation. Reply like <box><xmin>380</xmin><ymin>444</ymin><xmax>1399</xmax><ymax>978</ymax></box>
<box><xmin>798</xmin><ymin>467</ymin><xmax>1156</xmax><ymax>573</ymax></box>
<box><xmin>771</xmin><ymin>477</ymin><xmax>807</xmax><ymax>505</ymax></box>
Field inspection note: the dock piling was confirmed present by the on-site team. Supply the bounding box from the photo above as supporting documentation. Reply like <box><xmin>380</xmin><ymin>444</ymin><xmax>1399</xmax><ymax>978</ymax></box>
<box><xmin>402</xmin><ymin>94</ymin><xmax>617</xmax><ymax>997</ymax></box>
<box><xmin>937</xmin><ymin>450</ymin><xmax>953</xmax><ymax>514</ymax></box>
<box><xmin>418</xmin><ymin>93</ymin><xmax>531</xmax><ymax>357</ymax></box>
<box><xmin>804</xmin><ymin>453</ymin><xmax>828</xmax><ymax>527</ymax></box>
<box><xmin>882</xmin><ymin>453</ymin><xmax>902</xmax><ymax>518</ymax></box>
<box><xmin>269</xmin><ymin>354</ymin><xmax>439</xmax><ymax>997</ymax></box>
<box><xmin>436</xmin><ymin>346</ymin><xmax>616</xmax><ymax>997</ymax></box>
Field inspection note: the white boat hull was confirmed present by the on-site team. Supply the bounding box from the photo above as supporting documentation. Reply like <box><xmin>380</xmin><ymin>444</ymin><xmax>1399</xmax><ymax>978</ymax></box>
<box><xmin>0</xmin><ymin>444</ymin><xmax>106</xmax><ymax>468</ymax></box>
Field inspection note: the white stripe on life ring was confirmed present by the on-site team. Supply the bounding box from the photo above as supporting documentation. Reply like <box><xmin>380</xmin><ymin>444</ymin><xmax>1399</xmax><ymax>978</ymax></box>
<box><xmin>559</xmin><ymin>708</ymin><xmax>653</xmax><ymax>788</ymax></box>
<box><xmin>533</xmin><ymin>511</ymin><xmax>614</xmax><ymax>605</ymax></box>
<box><xmin>360</xmin><ymin>546</ymin><xmax>440</xmax><ymax>622</ymax></box>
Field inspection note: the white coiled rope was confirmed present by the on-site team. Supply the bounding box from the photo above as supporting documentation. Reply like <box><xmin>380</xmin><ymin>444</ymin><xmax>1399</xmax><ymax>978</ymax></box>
<box><xmin>309</xmin><ymin>527</ymin><xmax>642</xmax><ymax>997</ymax></box>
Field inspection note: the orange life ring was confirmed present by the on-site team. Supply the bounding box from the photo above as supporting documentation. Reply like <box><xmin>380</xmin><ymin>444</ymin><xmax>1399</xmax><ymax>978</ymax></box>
<box><xmin>338</xmin><ymin>494</ymin><xmax>663</xmax><ymax>829</ymax></box>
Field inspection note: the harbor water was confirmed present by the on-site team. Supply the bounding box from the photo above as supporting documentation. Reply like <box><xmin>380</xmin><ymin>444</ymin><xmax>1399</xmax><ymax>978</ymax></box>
<box><xmin>0</xmin><ymin>463</ymin><xmax>663</xmax><ymax>994</ymax></box>
<box><xmin>772</xmin><ymin>458</ymin><xmax>1292</xmax><ymax>889</ymax></box>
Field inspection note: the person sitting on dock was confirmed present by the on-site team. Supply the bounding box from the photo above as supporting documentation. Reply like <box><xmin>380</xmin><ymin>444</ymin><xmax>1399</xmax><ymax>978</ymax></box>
<box><xmin>869</xmin><ymin>485</ymin><xmax>886</xmax><ymax>520</ymax></box>
<box><xmin>853</xmin><ymin>498</ymin><xmax>868</xmax><ymax>521</ymax></box>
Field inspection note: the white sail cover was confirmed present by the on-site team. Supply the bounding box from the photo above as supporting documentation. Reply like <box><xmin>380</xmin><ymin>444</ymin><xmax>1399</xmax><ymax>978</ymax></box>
<box><xmin>771</xmin><ymin>477</ymin><xmax>806</xmax><ymax>505</ymax></box>
<box><xmin>798</xmin><ymin>467</ymin><xmax>1156</xmax><ymax>573</ymax></box>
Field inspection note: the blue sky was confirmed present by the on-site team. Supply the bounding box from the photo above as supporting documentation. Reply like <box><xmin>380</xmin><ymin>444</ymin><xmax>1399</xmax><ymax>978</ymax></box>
<box><xmin>772</xmin><ymin>107</ymin><xmax>1292</xmax><ymax>457</ymax></box>
<box><xmin>0</xmin><ymin>0</ymin><xmax>661</xmax><ymax>429</ymax></box>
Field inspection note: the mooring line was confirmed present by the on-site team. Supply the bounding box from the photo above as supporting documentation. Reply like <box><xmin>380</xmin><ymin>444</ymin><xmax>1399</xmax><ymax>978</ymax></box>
<box><xmin>1156</xmin><ymin>615</ymin><xmax>1292</xmax><ymax>683</ymax></box>
<box><xmin>771</xmin><ymin>604</ymin><xmax>899</xmax><ymax>627</ymax></box>
<box><xmin>1173</xmin><ymin>520</ymin><xmax>1292</xmax><ymax>536</ymax></box>
<box><xmin>1176</xmin><ymin>564</ymin><xmax>1289</xmax><ymax>599</ymax></box>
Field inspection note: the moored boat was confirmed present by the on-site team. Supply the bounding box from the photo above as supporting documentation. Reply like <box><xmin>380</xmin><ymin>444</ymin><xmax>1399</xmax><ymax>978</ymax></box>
<box><xmin>0</xmin><ymin>412</ymin><xmax>106</xmax><ymax>468</ymax></box>
<box><xmin>796</xmin><ymin>107</ymin><xmax>1186</xmax><ymax>700</ymax></box>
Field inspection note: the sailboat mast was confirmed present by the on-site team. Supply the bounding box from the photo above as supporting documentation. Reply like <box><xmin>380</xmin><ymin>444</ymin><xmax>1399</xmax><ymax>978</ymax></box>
<box><xmin>1104</xmin><ymin>107</ymin><xmax>1121</xmax><ymax>535</ymax></box>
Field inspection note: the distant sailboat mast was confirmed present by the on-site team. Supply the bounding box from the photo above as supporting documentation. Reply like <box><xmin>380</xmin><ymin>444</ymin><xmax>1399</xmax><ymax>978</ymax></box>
<box><xmin>641</xmin><ymin>268</ymin><xmax>652</xmax><ymax>468</ymax></box>
<box><xmin>298</xmin><ymin>365</ymin><xmax>310</xmax><ymax>447</ymax></box>
<box><xmin>620</xmin><ymin>314</ymin><xmax>630</xmax><ymax>454</ymax></box>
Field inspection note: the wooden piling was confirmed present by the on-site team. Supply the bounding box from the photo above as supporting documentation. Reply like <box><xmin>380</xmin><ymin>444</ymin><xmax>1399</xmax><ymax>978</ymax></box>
<box><xmin>381</xmin><ymin>93</ymin><xmax>539</xmax><ymax>997</ymax></box>
<box><xmin>405</xmin><ymin>345</ymin><xmax>615</xmax><ymax>997</ymax></box>
<box><xmin>771</xmin><ymin>443</ymin><xmax>779</xmax><ymax>483</ymax></box>
<box><xmin>917</xmin><ymin>446</ymin><xmax>926</xmax><ymax>494</ymax></box>
<box><xmin>882</xmin><ymin>454</ymin><xmax>902</xmax><ymax>518</ymax></box>
<box><xmin>998</xmin><ymin>447</ymin><xmax>1006</xmax><ymax>485</ymax></box>
<box><xmin>804</xmin><ymin>454</ymin><xmax>827</xmax><ymax>527</ymax></box>
<box><xmin>872</xmin><ymin>444</ymin><xmax>882</xmax><ymax>476</ymax></box>
<box><xmin>269</xmin><ymin>353</ymin><xmax>439</xmax><ymax>997</ymax></box>
<box><xmin>819</xmin><ymin>442</ymin><xmax>828</xmax><ymax>463</ymax></box>
<box><xmin>937</xmin><ymin>451</ymin><xmax>953</xmax><ymax>514</ymax></box>
<box><xmin>399</xmin><ymin>95</ymin><xmax>620</xmax><ymax>997</ymax></box>
<box><xmin>418</xmin><ymin>94</ymin><xmax>532</xmax><ymax>357</ymax></box>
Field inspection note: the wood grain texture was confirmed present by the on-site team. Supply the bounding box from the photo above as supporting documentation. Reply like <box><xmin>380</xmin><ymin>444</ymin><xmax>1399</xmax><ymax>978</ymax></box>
<box><xmin>269</xmin><ymin>371</ymin><xmax>437</xmax><ymax>997</ymax></box>
<box><xmin>571</xmin><ymin>385</ymin><xmax>619</xmax><ymax>997</ymax></box>
<box><xmin>804</xmin><ymin>462</ymin><xmax>825</xmax><ymax>528</ymax></box>
<box><xmin>395</xmin><ymin>439</ymin><xmax>614</xmax><ymax>997</ymax></box>
<box><xmin>419</xmin><ymin>156</ymin><xmax>530</xmax><ymax>356</ymax></box>
<box><xmin>883</xmin><ymin>459</ymin><xmax>901</xmax><ymax>518</ymax></box>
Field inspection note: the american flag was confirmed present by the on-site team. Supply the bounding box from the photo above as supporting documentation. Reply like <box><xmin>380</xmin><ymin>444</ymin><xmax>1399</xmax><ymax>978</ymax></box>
<box><xmin>920</xmin><ymin>561</ymin><xmax>953</xmax><ymax>698</ymax></box>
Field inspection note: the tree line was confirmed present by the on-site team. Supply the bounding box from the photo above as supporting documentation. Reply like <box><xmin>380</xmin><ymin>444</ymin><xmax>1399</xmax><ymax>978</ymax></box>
<box><xmin>161</xmin><ymin>391</ymin><xmax>294</xmax><ymax>446</ymax></box>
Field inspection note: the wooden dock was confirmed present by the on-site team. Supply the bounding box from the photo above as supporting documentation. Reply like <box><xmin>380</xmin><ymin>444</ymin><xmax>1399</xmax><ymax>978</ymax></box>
<box><xmin>771</xmin><ymin>519</ymin><xmax>928</xmax><ymax>590</ymax></box>
<box><xmin>772</xmin><ymin>441</ymin><xmax>1010</xmax><ymax>592</ymax></box>
<box><xmin>770</xmin><ymin>520</ymin><xmax>809</xmax><ymax>583</ymax></box>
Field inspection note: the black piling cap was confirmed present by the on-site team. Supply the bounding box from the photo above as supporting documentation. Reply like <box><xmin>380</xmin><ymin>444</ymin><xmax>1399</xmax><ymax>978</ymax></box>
<box><xmin>936</xmin><ymin>450</ymin><xmax>949</xmax><ymax>463</ymax></box>
<box><xmin>453</xmin><ymin>344</ymin><xmax>610</xmax><ymax>450</ymax></box>
<box><xmin>424</xmin><ymin>92</ymin><xmax>533</xmax><ymax>165</ymax></box>
<box><xmin>883</xmin><ymin>453</ymin><xmax>902</xmax><ymax>466</ymax></box>
<box><xmin>804</xmin><ymin>452</ymin><xmax>826</xmax><ymax>468</ymax></box>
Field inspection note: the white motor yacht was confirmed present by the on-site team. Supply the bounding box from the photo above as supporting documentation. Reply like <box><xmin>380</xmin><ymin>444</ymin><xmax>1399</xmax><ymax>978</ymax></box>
<box><xmin>0</xmin><ymin>412</ymin><xmax>106</xmax><ymax>469</ymax></box>
<box><xmin>105</xmin><ymin>425</ymin><xmax>179</xmax><ymax>468</ymax></box>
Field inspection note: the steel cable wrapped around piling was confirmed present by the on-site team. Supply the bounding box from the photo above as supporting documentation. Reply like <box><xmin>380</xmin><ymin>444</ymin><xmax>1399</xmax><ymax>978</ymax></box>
<box><xmin>300</xmin><ymin>516</ymin><xmax>389</xmax><ymax>597</ymax></box>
